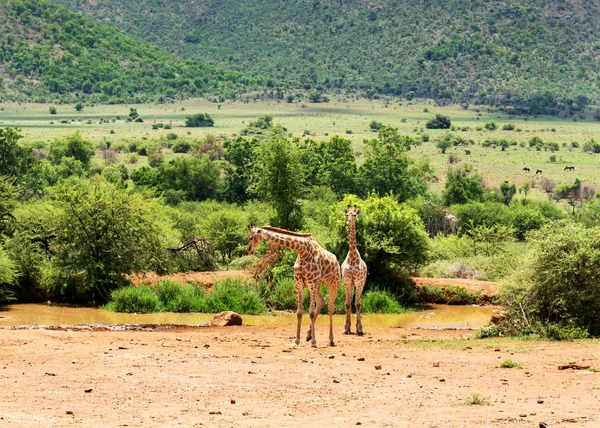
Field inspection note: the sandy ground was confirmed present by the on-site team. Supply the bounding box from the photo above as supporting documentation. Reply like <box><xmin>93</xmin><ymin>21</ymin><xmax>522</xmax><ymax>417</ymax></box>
<box><xmin>1</xmin><ymin>323</ymin><xmax>598</xmax><ymax>427</ymax></box>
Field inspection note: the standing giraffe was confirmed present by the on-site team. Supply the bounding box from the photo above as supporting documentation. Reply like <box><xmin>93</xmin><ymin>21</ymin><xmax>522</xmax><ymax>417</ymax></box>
<box><xmin>248</xmin><ymin>225</ymin><xmax>340</xmax><ymax>347</ymax></box>
<box><xmin>425</xmin><ymin>201</ymin><xmax>458</xmax><ymax>235</ymax></box>
<box><xmin>341</xmin><ymin>205</ymin><xmax>368</xmax><ymax>336</ymax></box>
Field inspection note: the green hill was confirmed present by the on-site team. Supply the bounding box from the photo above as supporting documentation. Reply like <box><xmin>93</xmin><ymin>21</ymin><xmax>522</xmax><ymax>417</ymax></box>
<box><xmin>0</xmin><ymin>0</ymin><xmax>258</xmax><ymax>103</ymax></box>
<box><xmin>52</xmin><ymin>0</ymin><xmax>600</xmax><ymax>113</ymax></box>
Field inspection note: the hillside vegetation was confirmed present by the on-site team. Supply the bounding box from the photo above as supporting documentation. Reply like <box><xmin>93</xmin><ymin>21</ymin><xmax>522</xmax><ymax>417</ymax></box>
<box><xmin>53</xmin><ymin>0</ymin><xmax>600</xmax><ymax>113</ymax></box>
<box><xmin>0</xmin><ymin>0</ymin><xmax>258</xmax><ymax>103</ymax></box>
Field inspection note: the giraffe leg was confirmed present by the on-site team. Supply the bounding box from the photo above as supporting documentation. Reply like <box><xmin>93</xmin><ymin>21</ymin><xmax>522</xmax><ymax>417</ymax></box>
<box><xmin>309</xmin><ymin>285</ymin><xmax>326</xmax><ymax>348</ymax></box>
<box><xmin>343</xmin><ymin>278</ymin><xmax>353</xmax><ymax>335</ymax></box>
<box><xmin>295</xmin><ymin>283</ymin><xmax>304</xmax><ymax>346</ymax></box>
<box><xmin>328</xmin><ymin>280</ymin><xmax>339</xmax><ymax>347</ymax></box>
<box><xmin>305</xmin><ymin>285</ymin><xmax>315</xmax><ymax>343</ymax></box>
<box><xmin>355</xmin><ymin>278</ymin><xmax>366</xmax><ymax>336</ymax></box>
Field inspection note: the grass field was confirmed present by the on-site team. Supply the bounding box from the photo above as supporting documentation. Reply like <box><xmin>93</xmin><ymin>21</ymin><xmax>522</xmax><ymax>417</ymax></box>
<box><xmin>1</xmin><ymin>97</ymin><xmax>599</xmax><ymax>198</ymax></box>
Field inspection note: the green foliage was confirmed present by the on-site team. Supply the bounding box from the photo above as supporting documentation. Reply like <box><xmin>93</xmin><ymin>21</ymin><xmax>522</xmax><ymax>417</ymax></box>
<box><xmin>418</xmin><ymin>284</ymin><xmax>480</xmax><ymax>305</ymax></box>
<box><xmin>442</xmin><ymin>167</ymin><xmax>484</xmax><ymax>206</ymax></box>
<box><xmin>201</xmin><ymin>279</ymin><xmax>266</xmax><ymax>315</ymax></box>
<box><xmin>157</xmin><ymin>156</ymin><xmax>221</xmax><ymax>203</ymax></box>
<box><xmin>223</xmin><ymin>137</ymin><xmax>260</xmax><ymax>203</ymax></box>
<box><xmin>49</xmin><ymin>133</ymin><xmax>95</xmax><ymax>169</ymax></box>
<box><xmin>361</xmin><ymin>289</ymin><xmax>406</xmax><ymax>314</ymax></box>
<box><xmin>51</xmin><ymin>177</ymin><xmax>175</xmax><ymax>302</ymax></box>
<box><xmin>484</xmin><ymin>121</ymin><xmax>498</xmax><ymax>130</ymax></box>
<box><xmin>0</xmin><ymin>127</ymin><xmax>38</xmax><ymax>181</ymax></box>
<box><xmin>202</xmin><ymin>207</ymin><xmax>248</xmax><ymax>264</ymax></box>
<box><xmin>499</xmin><ymin>182</ymin><xmax>517</xmax><ymax>205</ymax></box>
<box><xmin>49</xmin><ymin>106</ymin><xmax>57</xmax><ymax>114</ymax></box>
<box><xmin>330</xmin><ymin>194</ymin><xmax>429</xmax><ymax>278</ymax></box>
<box><xmin>426</xmin><ymin>114</ymin><xmax>451</xmax><ymax>129</ymax></box>
<box><xmin>0</xmin><ymin>0</ymin><xmax>255</xmax><ymax>103</ymax></box>
<box><xmin>462</xmin><ymin>393</ymin><xmax>490</xmax><ymax>406</ymax></box>
<box><xmin>0</xmin><ymin>245</ymin><xmax>18</xmax><ymax>302</ymax></box>
<box><xmin>107</xmin><ymin>285</ymin><xmax>162</xmax><ymax>313</ymax></box>
<box><xmin>156</xmin><ymin>280</ymin><xmax>205</xmax><ymax>312</ymax></box>
<box><xmin>369</xmin><ymin>120</ymin><xmax>384</xmax><ymax>132</ymax></box>
<box><xmin>359</xmin><ymin>127</ymin><xmax>427</xmax><ymax>202</ymax></box>
<box><xmin>501</xmin><ymin>221</ymin><xmax>600</xmax><ymax>337</ymax></box>
<box><xmin>257</xmin><ymin>134</ymin><xmax>304</xmax><ymax>230</ymax></box>
<box><xmin>185</xmin><ymin>113</ymin><xmax>215</xmax><ymax>127</ymax></box>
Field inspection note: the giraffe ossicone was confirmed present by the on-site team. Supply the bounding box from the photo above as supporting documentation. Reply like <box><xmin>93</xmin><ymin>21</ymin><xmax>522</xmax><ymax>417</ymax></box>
<box><xmin>248</xmin><ymin>225</ymin><xmax>340</xmax><ymax>347</ymax></box>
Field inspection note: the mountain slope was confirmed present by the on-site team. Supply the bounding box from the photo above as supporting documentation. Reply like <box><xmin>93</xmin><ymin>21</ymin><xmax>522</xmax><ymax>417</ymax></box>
<box><xmin>52</xmin><ymin>0</ymin><xmax>600</xmax><ymax>108</ymax></box>
<box><xmin>0</xmin><ymin>0</ymin><xmax>257</xmax><ymax>103</ymax></box>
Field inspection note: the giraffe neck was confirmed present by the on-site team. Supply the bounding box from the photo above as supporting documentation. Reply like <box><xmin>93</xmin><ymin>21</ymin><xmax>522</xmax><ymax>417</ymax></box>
<box><xmin>348</xmin><ymin>220</ymin><xmax>360</xmax><ymax>263</ymax></box>
<box><xmin>261</xmin><ymin>228</ymin><xmax>312</xmax><ymax>256</ymax></box>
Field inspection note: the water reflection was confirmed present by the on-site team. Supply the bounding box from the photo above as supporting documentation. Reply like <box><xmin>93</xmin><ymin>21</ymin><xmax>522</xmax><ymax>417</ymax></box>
<box><xmin>0</xmin><ymin>304</ymin><xmax>496</xmax><ymax>329</ymax></box>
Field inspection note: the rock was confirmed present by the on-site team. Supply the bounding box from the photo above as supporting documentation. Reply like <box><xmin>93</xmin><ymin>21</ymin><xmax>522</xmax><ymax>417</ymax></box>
<box><xmin>209</xmin><ymin>311</ymin><xmax>243</xmax><ymax>327</ymax></box>
<box><xmin>230</xmin><ymin>399</ymin><xmax>236</xmax><ymax>404</ymax></box>
<box><xmin>328</xmin><ymin>355</ymin><xmax>335</xmax><ymax>359</ymax></box>
<box><xmin>519</xmin><ymin>413</ymin><xmax>527</xmax><ymax>417</ymax></box>
<box><xmin>374</xmin><ymin>365</ymin><xmax>382</xmax><ymax>370</ymax></box>
<box><xmin>491</xmin><ymin>310</ymin><xmax>508</xmax><ymax>325</ymax></box>
<box><xmin>333</xmin><ymin>379</ymin><xmax>341</xmax><ymax>383</ymax></box>
<box><xmin>432</xmin><ymin>361</ymin><xmax>440</xmax><ymax>367</ymax></box>
<box><xmin>357</xmin><ymin>357</ymin><xmax>365</xmax><ymax>361</ymax></box>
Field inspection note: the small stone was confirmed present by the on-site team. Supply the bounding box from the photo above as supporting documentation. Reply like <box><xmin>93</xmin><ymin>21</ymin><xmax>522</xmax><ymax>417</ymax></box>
<box><xmin>432</xmin><ymin>361</ymin><xmax>440</xmax><ymax>367</ymax></box>
<box><xmin>204</xmin><ymin>344</ymin><xmax>210</xmax><ymax>348</ymax></box>
<box><xmin>84</xmin><ymin>389</ymin><xmax>92</xmax><ymax>393</ymax></box>
<box><xmin>494</xmin><ymin>348</ymin><xmax>501</xmax><ymax>352</ymax></box>
<box><xmin>357</xmin><ymin>357</ymin><xmax>365</xmax><ymax>361</ymax></box>
<box><xmin>537</xmin><ymin>400</ymin><xmax>544</xmax><ymax>404</ymax></box>
<box><xmin>439</xmin><ymin>378</ymin><xmax>445</xmax><ymax>382</ymax></box>
<box><xmin>209</xmin><ymin>411</ymin><xmax>222</xmax><ymax>415</ymax></box>
<box><xmin>333</xmin><ymin>379</ymin><xmax>341</xmax><ymax>383</ymax></box>
<box><xmin>66</xmin><ymin>411</ymin><xmax>73</xmax><ymax>415</ymax></box>
<box><xmin>374</xmin><ymin>365</ymin><xmax>382</xmax><ymax>370</ymax></box>
<box><xmin>71</xmin><ymin>360</ymin><xmax>79</xmax><ymax>364</ymax></box>
<box><xmin>356</xmin><ymin>423</ymin><xmax>362</xmax><ymax>426</ymax></box>
<box><xmin>230</xmin><ymin>399</ymin><xmax>236</xmax><ymax>404</ymax></box>
<box><xmin>519</xmin><ymin>413</ymin><xmax>527</xmax><ymax>418</ymax></box>
<box><xmin>328</xmin><ymin>355</ymin><xmax>335</xmax><ymax>359</ymax></box>
<box><xmin>45</xmin><ymin>372</ymin><xmax>56</xmax><ymax>376</ymax></box>
<box><xmin>242</xmin><ymin>412</ymin><xmax>249</xmax><ymax>416</ymax></box>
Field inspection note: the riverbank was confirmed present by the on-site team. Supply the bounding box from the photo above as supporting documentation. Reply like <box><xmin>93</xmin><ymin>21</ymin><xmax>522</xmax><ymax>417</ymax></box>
<box><xmin>0</xmin><ymin>324</ymin><xmax>597</xmax><ymax>427</ymax></box>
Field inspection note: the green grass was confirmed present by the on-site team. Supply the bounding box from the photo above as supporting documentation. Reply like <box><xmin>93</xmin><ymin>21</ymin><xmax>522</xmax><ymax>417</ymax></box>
<box><xmin>361</xmin><ymin>289</ymin><xmax>409</xmax><ymax>314</ymax></box>
<box><xmin>7</xmin><ymin>99</ymin><xmax>600</xmax><ymax>194</ymax></box>
<box><xmin>499</xmin><ymin>359</ymin><xmax>522</xmax><ymax>369</ymax></box>
<box><xmin>462</xmin><ymin>392</ymin><xmax>491</xmax><ymax>406</ymax></box>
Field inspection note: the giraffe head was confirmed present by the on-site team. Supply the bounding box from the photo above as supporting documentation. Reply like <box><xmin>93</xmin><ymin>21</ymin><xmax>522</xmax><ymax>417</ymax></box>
<box><xmin>247</xmin><ymin>225</ymin><xmax>265</xmax><ymax>255</ymax></box>
<box><xmin>344</xmin><ymin>205</ymin><xmax>361</xmax><ymax>225</ymax></box>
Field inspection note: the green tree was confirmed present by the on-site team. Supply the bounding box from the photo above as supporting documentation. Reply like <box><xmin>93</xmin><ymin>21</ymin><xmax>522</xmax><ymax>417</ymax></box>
<box><xmin>359</xmin><ymin>127</ymin><xmax>428</xmax><ymax>202</ymax></box>
<box><xmin>51</xmin><ymin>177</ymin><xmax>175</xmax><ymax>302</ymax></box>
<box><xmin>502</xmin><ymin>221</ymin><xmax>600</xmax><ymax>336</ymax></box>
<box><xmin>442</xmin><ymin>167</ymin><xmax>484</xmax><ymax>206</ymax></box>
<box><xmin>222</xmin><ymin>137</ymin><xmax>260</xmax><ymax>204</ymax></box>
<box><xmin>500</xmin><ymin>182</ymin><xmax>517</xmax><ymax>205</ymax></box>
<box><xmin>75</xmin><ymin>102</ymin><xmax>84</xmax><ymax>112</ymax></box>
<box><xmin>330</xmin><ymin>194</ymin><xmax>429</xmax><ymax>279</ymax></box>
<box><xmin>157</xmin><ymin>156</ymin><xmax>221</xmax><ymax>203</ymax></box>
<box><xmin>0</xmin><ymin>127</ymin><xmax>37</xmax><ymax>178</ymax></box>
<box><xmin>258</xmin><ymin>134</ymin><xmax>304</xmax><ymax>230</ymax></box>
<box><xmin>185</xmin><ymin>113</ymin><xmax>214</xmax><ymax>127</ymax></box>
<box><xmin>49</xmin><ymin>106</ymin><xmax>57</xmax><ymax>114</ymax></box>
<box><xmin>202</xmin><ymin>207</ymin><xmax>248</xmax><ymax>265</ymax></box>
<box><xmin>425</xmin><ymin>114</ymin><xmax>451</xmax><ymax>129</ymax></box>
<box><xmin>49</xmin><ymin>133</ymin><xmax>95</xmax><ymax>169</ymax></box>
<box><xmin>0</xmin><ymin>245</ymin><xmax>17</xmax><ymax>302</ymax></box>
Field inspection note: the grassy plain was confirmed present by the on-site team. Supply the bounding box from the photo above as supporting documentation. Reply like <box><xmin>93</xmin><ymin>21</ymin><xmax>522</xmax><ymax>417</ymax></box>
<box><xmin>1</xmin><ymin>97</ymin><xmax>599</xmax><ymax>197</ymax></box>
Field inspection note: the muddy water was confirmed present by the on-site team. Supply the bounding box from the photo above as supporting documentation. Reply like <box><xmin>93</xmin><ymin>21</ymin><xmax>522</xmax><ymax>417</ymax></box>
<box><xmin>0</xmin><ymin>304</ymin><xmax>497</xmax><ymax>329</ymax></box>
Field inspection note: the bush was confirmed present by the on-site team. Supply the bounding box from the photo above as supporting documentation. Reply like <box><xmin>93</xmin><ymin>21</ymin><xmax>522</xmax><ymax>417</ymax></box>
<box><xmin>108</xmin><ymin>285</ymin><xmax>162</xmax><ymax>313</ymax></box>
<box><xmin>156</xmin><ymin>280</ymin><xmax>205</xmax><ymax>312</ymax></box>
<box><xmin>185</xmin><ymin>113</ymin><xmax>214</xmax><ymax>127</ymax></box>
<box><xmin>425</xmin><ymin>114</ymin><xmax>451</xmax><ymax>129</ymax></box>
<box><xmin>418</xmin><ymin>284</ymin><xmax>479</xmax><ymax>304</ymax></box>
<box><xmin>0</xmin><ymin>246</ymin><xmax>17</xmax><ymax>302</ymax></box>
<box><xmin>501</xmin><ymin>221</ymin><xmax>600</xmax><ymax>337</ymax></box>
<box><xmin>361</xmin><ymin>289</ymin><xmax>406</xmax><ymax>313</ymax></box>
<box><xmin>484</xmin><ymin>122</ymin><xmax>498</xmax><ymax>130</ymax></box>
<box><xmin>201</xmin><ymin>279</ymin><xmax>266</xmax><ymax>314</ymax></box>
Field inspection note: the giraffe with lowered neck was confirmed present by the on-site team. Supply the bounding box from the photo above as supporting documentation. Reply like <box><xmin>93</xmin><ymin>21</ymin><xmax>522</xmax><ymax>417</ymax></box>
<box><xmin>248</xmin><ymin>225</ymin><xmax>340</xmax><ymax>347</ymax></box>
<box><xmin>341</xmin><ymin>205</ymin><xmax>368</xmax><ymax>335</ymax></box>
<box><xmin>425</xmin><ymin>201</ymin><xmax>458</xmax><ymax>235</ymax></box>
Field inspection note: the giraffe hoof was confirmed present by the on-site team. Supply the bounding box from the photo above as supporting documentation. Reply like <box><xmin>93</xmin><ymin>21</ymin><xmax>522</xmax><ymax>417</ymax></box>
<box><xmin>357</xmin><ymin>331</ymin><xmax>364</xmax><ymax>336</ymax></box>
<box><xmin>343</xmin><ymin>331</ymin><xmax>351</xmax><ymax>335</ymax></box>
<box><xmin>311</xmin><ymin>343</ymin><xmax>317</xmax><ymax>348</ymax></box>
<box><xmin>329</xmin><ymin>342</ymin><xmax>336</xmax><ymax>347</ymax></box>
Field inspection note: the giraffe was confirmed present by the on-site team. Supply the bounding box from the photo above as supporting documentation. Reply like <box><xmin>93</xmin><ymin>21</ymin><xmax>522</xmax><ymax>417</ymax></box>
<box><xmin>425</xmin><ymin>201</ymin><xmax>458</xmax><ymax>235</ymax></box>
<box><xmin>248</xmin><ymin>225</ymin><xmax>340</xmax><ymax>347</ymax></box>
<box><xmin>341</xmin><ymin>205</ymin><xmax>368</xmax><ymax>336</ymax></box>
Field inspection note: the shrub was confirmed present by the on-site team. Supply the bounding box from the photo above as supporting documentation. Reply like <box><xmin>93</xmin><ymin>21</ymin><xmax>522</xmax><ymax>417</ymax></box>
<box><xmin>499</xmin><ymin>360</ymin><xmax>522</xmax><ymax>369</ymax></box>
<box><xmin>0</xmin><ymin>246</ymin><xmax>17</xmax><ymax>302</ymax></box>
<box><xmin>185</xmin><ymin>113</ymin><xmax>214</xmax><ymax>127</ymax></box>
<box><xmin>156</xmin><ymin>280</ymin><xmax>205</xmax><ymax>312</ymax></box>
<box><xmin>418</xmin><ymin>284</ymin><xmax>480</xmax><ymax>304</ymax></box>
<box><xmin>501</xmin><ymin>221</ymin><xmax>600</xmax><ymax>337</ymax></box>
<box><xmin>484</xmin><ymin>122</ymin><xmax>498</xmax><ymax>130</ymax></box>
<box><xmin>201</xmin><ymin>279</ymin><xmax>266</xmax><ymax>314</ymax></box>
<box><xmin>502</xmin><ymin>123</ymin><xmax>515</xmax><ymax>131</ymax></box>
<box><xmin>369</xmin><ymin>120</ymin><xmax>384</xmax><ymax>131</ymax></box>
<box><xmin>425</xmin><ymin>114</ymin><xmax>451</xmax><ymax>129</ymax></box>
<box><xmin>49</xmin><ymin>106</ymin><xmax>57</xmax><ymax>115</ymax></box>
<box><xmin>361</xmin><ymin>289</ymin><xmax>406</xmax><ymax>313</ymax></box>
<box><xmin>265</xmin><ymin>277</ymin><xmax>299</xmax><ymax>311</ymax></box>
<box><xmin>108</xmin><ymin>286</ymin><xmax>162</xmax><ymax>313</ymax></box>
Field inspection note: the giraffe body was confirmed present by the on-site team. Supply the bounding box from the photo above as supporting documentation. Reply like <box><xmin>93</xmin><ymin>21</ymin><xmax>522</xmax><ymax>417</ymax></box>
<box><xmin>248</xmin><ymin>226</ymin><xmax>340</xmax><ymax>347</ymax></box>
<box><xmin>341</xmin><ymin>206</ymin><xmax>368</xmax><ymax>335</ymax></box>
<box><xmin>425</xmin><ymin>201</ymin><xmax>458</xmax><ymax>235</ymax></box>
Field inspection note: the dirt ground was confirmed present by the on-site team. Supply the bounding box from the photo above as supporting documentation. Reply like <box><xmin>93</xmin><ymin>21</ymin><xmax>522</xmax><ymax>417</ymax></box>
<box><xmin>1</xmin><ymin>323</ymin><xmax>598</xmax><ymax>427</ymax></box>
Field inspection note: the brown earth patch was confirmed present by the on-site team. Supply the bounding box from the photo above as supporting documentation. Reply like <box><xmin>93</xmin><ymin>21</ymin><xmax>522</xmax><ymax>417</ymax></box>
<box><xmin>412</xmin><ymin>277</ymin><xmax>499</xmax><ymax>298</ymax></box>
<box><xmin>0</xmin><ymin>324</ymin><xmax>598</xmax><ymax>427</ymax></box>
